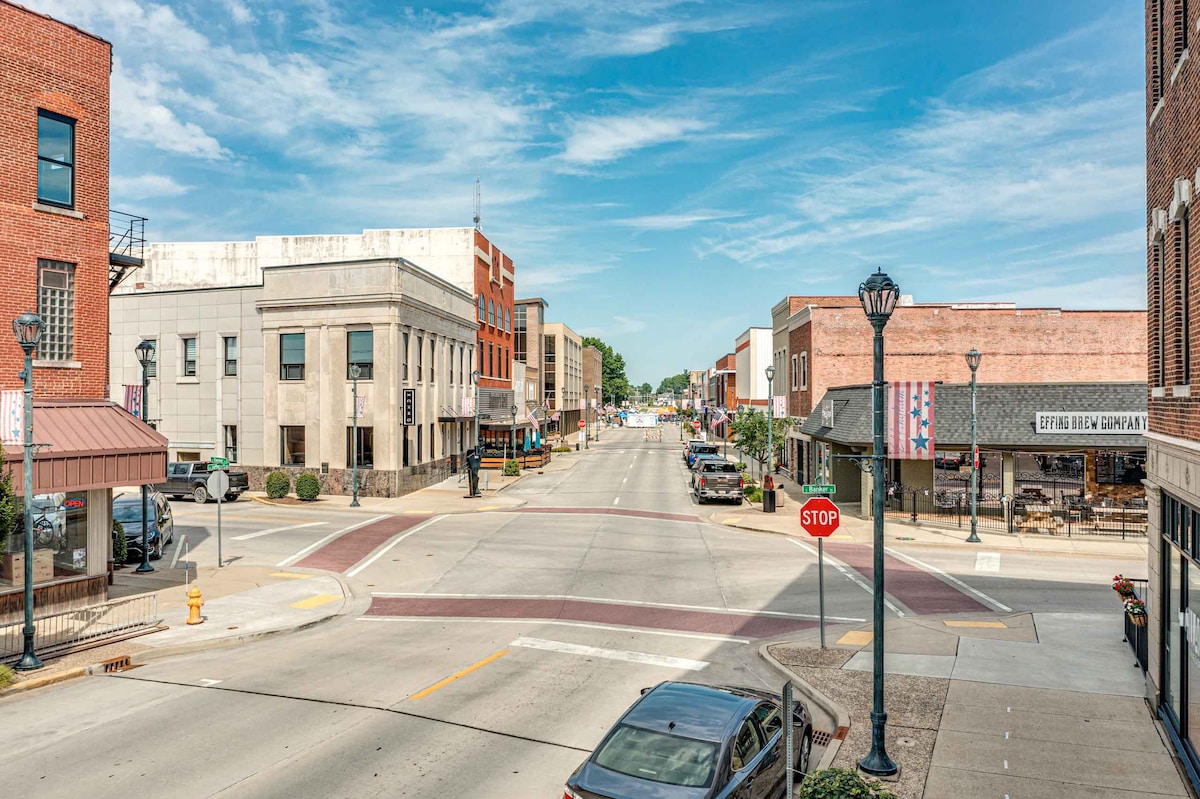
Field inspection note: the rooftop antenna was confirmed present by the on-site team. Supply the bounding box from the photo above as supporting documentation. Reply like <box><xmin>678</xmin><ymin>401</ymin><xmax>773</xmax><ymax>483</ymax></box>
<box><xmin>473</xmin><ymin>172</ymin><xmax>481</xmax><ymax>230</ymax></box>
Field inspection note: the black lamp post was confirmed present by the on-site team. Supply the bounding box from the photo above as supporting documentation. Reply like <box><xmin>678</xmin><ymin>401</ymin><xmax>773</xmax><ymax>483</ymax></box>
<box><xmin>765</xmin><ymin>365</ymin><xmax>776</xmax><ymax>478</ymax></box>
<box><xmin>13</xmin><ymin>312</ymin><xmax>43</xmax><ymax>671</ymax></box>
<box><xmin>583</xmin><ymin>384</ymin><xmax>590</xmax><ymax>449</ymax></box>
<box><xmin>510</xmin><ymin>404</ymin><xmax>518</xmax><ymax>463</ymax></box>
<box><xmin>858</xmin><ymin>268</ymin><xmax>900</xmax><ymax>778</ymax></box>
<box><xmin>594</xmin><ymin>385</ymin><xmax>601</xmax><ymax>440</ymax></box>
<box><xmin>965</xmin><ymin>349</ymin><xmax>982</xmax><ymax>544</ymax></box>
<box><xmin>349</xmin><ymin>363</ymin><xmax>361</xmax><ymax>508</ymax></box>
<box><xmin>471</xmin><ymin>370</ymin><xmax>481</xmax><ymax>456</ymax></box>
<box><xmin>135</xmin><ymin>339</ymin><xmax>156</xmax><ymax>574</ymax></box>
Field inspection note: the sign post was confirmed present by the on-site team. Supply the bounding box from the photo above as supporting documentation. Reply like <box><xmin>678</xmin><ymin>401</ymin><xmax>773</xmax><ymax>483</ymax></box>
<box><xmin>783</xmin><ymin>680</ymin><xmax>795</xmax><ymax>798</ymax></box>
<box><xmin>206</xmin><ymin>469</ymin><xmax>230</xmax><ymax>568</ymax></box>
<box><xmin>800</xmin><ymin>496</ymin><xmax>840</xmax><ymax>649</ymax></box>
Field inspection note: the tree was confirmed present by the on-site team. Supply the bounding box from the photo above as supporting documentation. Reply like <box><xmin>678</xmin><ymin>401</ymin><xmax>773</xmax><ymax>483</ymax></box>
<box><xmin>582</xmin><ymin>336</ymin><xmax>632</xmax><ymax>403</ymax></box>
<box><xmin>0</xmin><ymin>448</ymin><xmax>16</xmax><ymax>556</ymax></box>
<box><xmin>656</xmin><ymin>372</ymin><xmax>690</xmax><ymax>397</ymax></box>
<box><xmin>639</xmin><ymin>382</ymin><xmax>653</xmax><ymax>396</ymax></box>
<box><xmin>728</xmin><ymin>408</ymin><xmax>793</xmax><ymax>470</ymax></box>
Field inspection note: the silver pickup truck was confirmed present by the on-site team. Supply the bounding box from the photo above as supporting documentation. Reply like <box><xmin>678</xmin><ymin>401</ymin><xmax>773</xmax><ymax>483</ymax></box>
<box><xmin>691</xmin><ymin>460</ymin><xmax>744</xmax><ymax>504</ymax></box>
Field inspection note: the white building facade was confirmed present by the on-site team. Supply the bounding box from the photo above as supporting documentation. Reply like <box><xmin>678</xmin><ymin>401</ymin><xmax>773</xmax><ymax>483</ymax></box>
<box><xmin>735</xmin><ymin>327</ymin><xmax>772</xmax><ymax>408</ymax></box>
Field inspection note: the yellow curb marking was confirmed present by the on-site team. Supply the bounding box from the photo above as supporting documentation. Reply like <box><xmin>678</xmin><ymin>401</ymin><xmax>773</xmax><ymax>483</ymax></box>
<box><xmin>723</xmin><ymin>517</ymin><xmax>743</xmax><ymax>524</ymax></box>
<box><xmin>477</xmin><ymin>505</ymin><xmax>501</xmax><ymax>511</ymax></box>
<box><xmin>943</xmin><ymin>620</ymin><xmax>1008</xmax><ymax>629</ymax></box>
<box><xmin>289</xmin><ymin>594</ymin><xmax>342</xmax><ymax>610</ymax></box>
<box><xmin>830</xmin><ymin>534</ymin><xmax>854</xmax><ymax>540</ymax></box>
<box><xmin>408</xmin><ymin>649</ymin><xmax>509</xmax><ymax>701</ymax></box>
<box><xmin>271</xmin><ymin>572</ymin><xmax>314</xmax><ymax>580</ymax></box>
<box><xmin>837</xmin><ymin>631</ymin><xmax>874</xmax><ymax>645</ymax></box>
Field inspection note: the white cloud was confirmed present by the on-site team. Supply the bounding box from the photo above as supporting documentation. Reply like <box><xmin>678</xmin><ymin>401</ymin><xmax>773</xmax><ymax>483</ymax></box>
<box><xmin>111</xmin><ymin>174</ymin><xmax>190</xmax><ymax>199</ymax></box>
<box><xmin>519</xmin><ymin>263</ymin><xmax>610</xmax><ymax>292</ymax></box>
<box><xmin>615</xmin><ymin>211</ymin><xmax>742</xmax><ymax>230</ymax></box>
<box><xmin>223</xmin><ymin>0</ymin><xmax>254</xmax><ymax>24</ymax></box>
<box><xmin>110</xmin><ymin>59</ymin><xmax>227</xmax><ymax>160</ymax></box>
<box><xmin>561</xmin><ymin>114</ymin><xmax>710</xmax><ymax>165</ymax></box>
<box><xmin>612</xmin><ymin>315</ymin><xmax>647</xmax><ymax>333</ymax></box>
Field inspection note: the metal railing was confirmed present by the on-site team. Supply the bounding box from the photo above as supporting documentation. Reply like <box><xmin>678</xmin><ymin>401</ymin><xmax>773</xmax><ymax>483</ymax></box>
<box><xmin>109</xmin><ymin>209</ymin><xmax>148</xmax><ymax>291</ymax></box>
<box><xmin>1123</xmin><ymin>578</ymin><xmax>1149</xmax><ymax>672</ymax></box>
<box><xmin>1</xmin><ymin>594</ymin><xmax>159</xmax><ymax>663</ymax></box>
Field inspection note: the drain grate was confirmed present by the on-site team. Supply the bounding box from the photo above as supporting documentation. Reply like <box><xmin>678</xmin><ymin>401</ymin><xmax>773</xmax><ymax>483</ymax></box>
<box><xmin>100</xmin><ymin>655</ymin><xmax>132</xmax><ymax>673</ymax></box>
<box><xmin>812</xmin><ymin>729</ymin><xmax>833</xmax><ymax>747</ymax></box>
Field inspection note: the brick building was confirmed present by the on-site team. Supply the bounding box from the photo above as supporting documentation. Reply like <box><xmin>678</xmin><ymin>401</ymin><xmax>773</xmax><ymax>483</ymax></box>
<box><xmin>582</xmin><ymin>344</ymin><xmax>603</xmax><ymax>437</ymax></box>
<box><xmin>0</xmin><ymin>0</ymin><xmax>166</xmax><ymax>620</ymax></box>
<box><xmin>1144</xmin><ymin>0</ymin><xmax>1200</xmax><ymax>786</ymax></box>
<box><xmin>707</xmin><ymin>353</ymin><xmax>736</xmax><ymax>440</ymax></box>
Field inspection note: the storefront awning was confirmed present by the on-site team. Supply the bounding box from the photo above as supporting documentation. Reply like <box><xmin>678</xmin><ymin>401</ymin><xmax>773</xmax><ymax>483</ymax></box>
<box><xmin>2</xmin><ymin>399</ymin><xmax>168</xmax><ymax>494</ymax></box>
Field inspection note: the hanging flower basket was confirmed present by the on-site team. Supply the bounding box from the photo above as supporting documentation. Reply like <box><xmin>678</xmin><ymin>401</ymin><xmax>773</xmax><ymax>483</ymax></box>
<box><xmin>1125</xmin><ymin>596</ymin><xmax>1147</xmax><ymax>626</ymax></box>
<box><xmin>1112</xmin><ymin>575</ymin><xmax>1135</xmax><ymax>598</ymax></box>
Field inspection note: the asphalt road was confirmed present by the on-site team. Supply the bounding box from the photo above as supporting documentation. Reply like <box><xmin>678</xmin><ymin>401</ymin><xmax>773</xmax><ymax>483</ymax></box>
<box><xmin>1</xmin><ymin>427</ymin><xmax>1144</xmax><ymax>798</ymax></box>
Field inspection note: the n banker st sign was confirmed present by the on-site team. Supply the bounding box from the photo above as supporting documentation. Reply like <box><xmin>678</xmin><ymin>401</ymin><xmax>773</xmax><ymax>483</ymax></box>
<box><xmin>1035</xmin><ymin>412</ymin><xmax>1147</xmax><ymax>435</ymax></box>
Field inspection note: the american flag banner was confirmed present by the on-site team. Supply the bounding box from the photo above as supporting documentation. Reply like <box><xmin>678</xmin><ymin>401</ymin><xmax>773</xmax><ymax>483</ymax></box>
<box><xmin>709</xmin><ymin>408</ymin><xmax>727</xmax><ymax>431</ymax></box>
<box><xmin>0</xmin><ymin>390</ymin><xmax>22</xmax><ymax>444</ymax></box>
<box><xmin>551</xmin><ymin>411</ymin><xmax>560</xmax><ymax>422</ymax></box>
<box><xmin>888</xmin><ymin>381</ymin><xmax>935</xmax><ymax>460</ymax></box>
<box><xmin>123</xmin><ymin>384</ymin><xmax>143</xmax><ymax>419</ymax></box>
<box><xmin>527</xmin><ymin>409</ymin><xmax>540</xmax><ymax>431</ymax></box>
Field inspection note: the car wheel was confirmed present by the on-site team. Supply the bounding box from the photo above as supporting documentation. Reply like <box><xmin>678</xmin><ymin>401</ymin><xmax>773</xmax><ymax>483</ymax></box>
<box><xmin>193</xmin><ymin>485</ymin><xmax>209</xmax><ymax>504</ymax></box>
<box><xmin>225</xmin><ymin>493</ymin><xmax>239</xmax><ymax>502</ymax></box>
<box><xmin>151</xmin><ymin>536</ymin><xmax>163</xmax><ymax>560</ymax></box>
<box><xmin>798</xmin><ymin>729</ymin><xmax>812</xmax><ymax>776</ymax></box>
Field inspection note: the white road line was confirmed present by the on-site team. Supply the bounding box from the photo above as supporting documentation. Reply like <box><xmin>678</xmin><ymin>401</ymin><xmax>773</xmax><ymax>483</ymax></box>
<box><xmin>356</xmin><ymin>616</ymin><xmax>751</xmax><ymax>644</ymax></box>
<box><xmin>232</xmin><ymin>521</ymin><xmax>328</xmax><ymax>541</ymax></box>
<box><xmin>168</xmin><ymin>537</ymin><xmax>184</xmax><ymax>570</ymax></box>
<box><xmin>276</xmin><ymin>514</ymin><xmax>389</xmax><ymax>567</ymax></box>
<box><xmin>974</xmin><ymin>552</ymin><xmax>1002</xmax><ymax>573</ymax></box>
<box><xmin>510</xmin><ymin>636</ymin><xmax>709</xmax><ymax>671</ymax></box>
<box><xmin>884</xmin><ymin>547</ymin><xmax>1012</xmax><ymax>612</ymax></box>
<box><xmin>613</xmin><ymin>497</ymin><xmax>620</xmax><ymax>505</ymax></box>
<box><xmin>199</xmin><ymin>679</ymin><xmax>222</xmax><ymax>686</ymax></box>
<box><xmin>345</xmin><ymin>516</ymin><xmax>444</xmax><ymax>577</ymax></box>
<box><xmin>622</xmin><ymin>476</ymin><xmax>628</xmax><ymax>484</ymax></box>
<box><xmin>789</xmin><ymin>539</ymin><xmax>906</xmax><ymax>618</ymax></box>
<box><xmin>370</xmin><ymin>592</ymin><xmax>864</xmax><ymax>623</ymax></box>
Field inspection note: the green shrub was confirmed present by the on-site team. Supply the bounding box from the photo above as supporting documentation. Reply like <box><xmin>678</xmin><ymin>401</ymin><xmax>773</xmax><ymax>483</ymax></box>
<box><xmin>744</xmin><ymin>486</ymin><xmax>763</xmax><ymax>503</ymax></box>
<box><xmin>265</xmin><ymin>471</ymin><xmax>291</xmax><ymax>499</ymax></box>
<box><xmin>736</xmin><ymin>461</ymin><xmax>747</xmax><ymax>471</ymax></box>
<box><xmin>295</xmin><ymin>473</ymin><xmax>321</xmax><ymax>501</ymax></box>
<box><xmin>797</xmin><ymin>768</ymin><xmax>898</xmax><ymax>799</ymax></box>
<box><xmin>0</xmin><ymin>664</ymin><xmax>13</xmax><ymax>690</ymax></box>
<box><xmin>503</xmin><ymin>459</ymin><xmax>520</xmax><ymax>476</ymax></box>
<box><xmin>551</xmin><ymin>446</ymin><xmax>572</xmax><ymax>453</ymax></box>
<box><xmin>112</xmin><ymin>519</ymin><xmax>128</xmax><ymax>564</ymax></box>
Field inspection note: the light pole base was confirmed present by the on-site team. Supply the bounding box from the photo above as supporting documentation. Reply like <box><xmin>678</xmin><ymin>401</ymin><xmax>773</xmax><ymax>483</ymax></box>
<box><xmin>965</xmin><ymin>530</ymin><xmax>981</xmax><ymax>543</ymax></box>
<box><xmin>135</xmin><ymin>562</ymin><xmax>155</xmax><ymax>574</ymax></box>
<box><xmin>350</xmin><ymin>499</ymin><xmax>360</xmax><ymax>508</ymax></box>
<box><xmin>15</xmin><ymin>645</ymin><xmax>42</xmax><ymax>671</ymax></box>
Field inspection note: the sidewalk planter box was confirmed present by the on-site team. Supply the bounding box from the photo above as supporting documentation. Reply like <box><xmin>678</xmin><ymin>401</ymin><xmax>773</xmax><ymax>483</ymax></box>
<box><xmin>0</xmin><ymin>550</ymin><xmax>54</xmax><ymax>587</ymax></box>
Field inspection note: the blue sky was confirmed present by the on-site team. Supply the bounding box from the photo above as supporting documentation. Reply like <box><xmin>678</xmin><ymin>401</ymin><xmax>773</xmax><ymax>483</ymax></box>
<box><xmin>32</xmin><ymin>0</ymin><xmax>1146</xmax><ymax>385</ymax></box>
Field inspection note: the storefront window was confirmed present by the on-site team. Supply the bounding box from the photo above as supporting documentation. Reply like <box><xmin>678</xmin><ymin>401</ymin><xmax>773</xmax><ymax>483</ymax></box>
<box><xmin>1096</xmin><ymin>451</ymin><xmax>1147</xmax><ymax>484</ymax></box>
<box><xmin>0</xmin><ymin>492</ymin><xmax>87</xmax><ymax>589</ymax></box>
<box><xmin>1188</xmin><ymin>564</ymin><xmax>1200</xmax><ymax>753</ymax></box>
<box><xmin>1166</xmin><ymin>544</ymin><xmax>1185</xmax><ymax>726</ymax></box>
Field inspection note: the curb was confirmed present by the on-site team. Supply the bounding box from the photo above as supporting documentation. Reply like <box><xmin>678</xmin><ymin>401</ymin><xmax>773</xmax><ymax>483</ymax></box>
<box><xmin>758</xmin><ymin>643</ymin><xmax>850</xmax><ymax>772</ymax></box>
<box><xmin>0</xmin><ymin>666</ymin><xmax>88</xmax><ymax>697</ymax></box>
<box><xmin>130</xmin><ymin>610</ymin><xmax>342</xmax><ymax>664</ymax></box>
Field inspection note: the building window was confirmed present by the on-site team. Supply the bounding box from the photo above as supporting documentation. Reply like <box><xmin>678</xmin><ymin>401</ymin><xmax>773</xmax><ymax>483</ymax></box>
<box><xmin>1158</xmin><ymin>242</ymin><xmax>1168</xmax><ymax>386</ymax></box>
<box><xmin>224</xmin><ymin>336</ymin><xmax>238</xmax><ymax>376</ymax></box>
<box><xmin>281</xmin><ymin>426</ymin><xmax>305</xmax><ymax>465</ymax></box>
<box><xmin>403</xmin><ymin>425</ymin><xmax>411</xmax><ymax>467</ymax></box>
<box><xmin>1153</xmin><ymin>0</ymin><xmax>1166</xmax><ymax>106</ymax></box>
<box><xmin>348</xmin><ymin>329</ymin><xmax>374</xmax><ymax>379</ymax></box>
<box><xmin>1182</xmin><ymin>212</ymin><xmax>1191</xmax><ymax>384</ymax></box>
<box><xmin>489</xmin><ymin>299</ymin><xmax>496</xmax><ymax>328</ymax></box>
<box><xmin>417</xmin><ymin>423</ymin><xmax>423</xmax><ymax>462</ymax></box>
<box><xmin>504</xmin><ymin>347</ymin><xmax>509</xmax><ymax>379</ymax></box>
<box><xmin>224</xmin><ymin>425</ymin><xmax>238</xmax><ymax>463</ymax></box>
<box><xmin>505</xmin><ymin>307</ymin><xmax>511</xmax><ymax>333</ymax></box>
<box><xmin>800</xmin><ymin>352</ymin><xmax>808</xmax><ymax>390</ymax></box>
<box><xmin>488</xmin><ymin>342</ymin><xmax>494</xmax><ymax>376</ymax></box>
<box><xmin>416</xmin><ymin>335</ymin><xmax>424</xmax><ymax>382</ymax></box>
<box><xmin>1175</xmin><ymin>0</ymin><xmax>1188</xmax><ymax>61</ymax></box>
<box><xmin>182</xmin><ymin>336</ymin><xmax>197</xmax><ymax>376</ymax></box>
<box><xmin>36</xmin><ymin>259</ymin><xmax>74</xmax><ymax>362</ymax></box>
<box><xmin>478</xmin><ymin>293</ymin><xmax>486</xmax><ymax>321</ymax></box>
<box><xmin>280</xmin><ymin>333</ymin><xmax>305</xmax><ymax>380</ymax></box>
<box><xmin>790</xmin><ymin>354</ymin><xmax>798</xmax><ymax>390</ymax></box>
<box><xmin>429</xmin><ymin>335</ymin><xmax>436</xmax><ymax>383</ymax></box>
<box><xmin>402</xmin><ymin>331</ymin><xmax>410</xmax><ymax>382</ymax></box>
<box><xmin>514</xmin><ymin>304</ymin><xmax>527</xmax><ymax>361</ymax></box>
<box><xmin>1095</xmin><ymin>451</ymin><xmax>1147</xmax><ymax>484</ymax></box>
<box><xmin>37</xmin><ymin>110</ymin><xmax>74</xmax><ymax>208</ymax></box>
<box><xmin>145</xmin><ymin>338</ymin><xmax>157</xmax><ymax>378</ymax></box>
<box><xmin>346</xmin><ymin>426</ymin><xmax>374</xmax><ymax>468</ymax></box>
<box><xmin>478</xmin><ymin>338</ymin><xmax>484</xmax><ymax>372</ymax></box>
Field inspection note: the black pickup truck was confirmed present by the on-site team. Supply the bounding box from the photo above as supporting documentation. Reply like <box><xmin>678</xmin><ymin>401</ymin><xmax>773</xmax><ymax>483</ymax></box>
<box><xmin>154</xmin><ymin>462</ymin><xmax>250</xmax><ymax>504</ymax></box>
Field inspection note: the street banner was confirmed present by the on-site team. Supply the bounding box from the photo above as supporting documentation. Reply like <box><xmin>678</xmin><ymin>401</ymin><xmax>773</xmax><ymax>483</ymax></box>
<box><xmin>0</xmin><ymin>390</ymin><xmax>21</xmax><ymax>444</ymax></box>
<box><xmin>355</xmin><ymin>395</ymin><xmax>365</xmax><ymax>419</ymax></box>
<box><xmin>709</xmin><ymin>408</ymin><xmax>727</xmax><ymax>431</ymax></box>
<box><xmin>527</xmin><ymin>408</ymin><xmax>540</xmax><ymax>431</ymax></box>
<box><xmin>888</xmin><ymin>380</ymin><xmax>935</xmax><ymax>460</ymax></box>
<box><xmin>772</xmin><ymin>395</ymin><xmax>787</xmax><ymax>419</ymax></box>
<box><xmin>462</xmin><ymin>395</ymin><xmax>474</xmax><ymax>416</ymax></box>
<box><xmin>579</xmin><ymin>398</ymin><xmax>585</xmax><ymax>412</ymax></box>
<box><xmin>551</xmin><ymin>411</ymin><xmax>560</xmax><ymax>421</ymax></box>
<box><xmin>123</xmin><ymin>384</ymin><xmax>143</xmax><ymax>418</ymax></box>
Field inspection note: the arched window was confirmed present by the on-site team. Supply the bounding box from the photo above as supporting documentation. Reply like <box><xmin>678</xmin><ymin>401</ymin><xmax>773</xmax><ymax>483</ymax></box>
<box><xmin>478</xmin><ymin>294</ymin><xmax>485</xmax><ymax>321</ymax></box>
<box><xmin>504</xmin><ymin>307</ymin><xmax>511</xmax><ymax>333</ymax></box>
<box><xmin>488</xmin><ymin>299</ymin><xmax>496</xmax><ymax>327</ymax></box>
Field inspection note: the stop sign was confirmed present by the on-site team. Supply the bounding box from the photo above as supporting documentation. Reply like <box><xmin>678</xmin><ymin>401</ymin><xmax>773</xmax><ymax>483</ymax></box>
<box><xmin>799</xmin><ymin>497</ymin><xmax>840</xmax><ymax>537</ymax></box>
<box><xmin>578</xmin><ymin>419</ymin><xmax>586</xmax><ymax>429</ymax></box>
<box><xmin>692</xmin><ymin>420</ymin><xmax>701</xmax><ymax>430</ymax></box>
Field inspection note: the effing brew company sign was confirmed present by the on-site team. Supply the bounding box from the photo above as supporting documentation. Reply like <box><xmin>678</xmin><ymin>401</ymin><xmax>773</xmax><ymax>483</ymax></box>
<box><xmin>1035</xmin><ymin>412</ymin><xmax>1147</xmax><ymax>435</ymax></box>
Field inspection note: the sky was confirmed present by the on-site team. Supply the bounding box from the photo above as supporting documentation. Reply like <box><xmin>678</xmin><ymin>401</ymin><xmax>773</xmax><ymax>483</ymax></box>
<box><xmin>29</xmin><ymin>0</ymin><xmax>1147</xmax><ymax>386</ymax></box>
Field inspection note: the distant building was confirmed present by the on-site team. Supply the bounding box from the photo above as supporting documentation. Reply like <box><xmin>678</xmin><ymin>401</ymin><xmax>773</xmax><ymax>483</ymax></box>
<box><xmin>542</xmin><ymin>322</ymin><xmax>584</xmax><ymax>439</ymax></box>
<box><xmin>582</xmin><ymin>345</ymin><xmax>604</xmax><ymax>432</ymax></box>
<box><xmin>734</xmin><ymin>328</ymin><xmax>772</xmax><ymax>408</ymax></box>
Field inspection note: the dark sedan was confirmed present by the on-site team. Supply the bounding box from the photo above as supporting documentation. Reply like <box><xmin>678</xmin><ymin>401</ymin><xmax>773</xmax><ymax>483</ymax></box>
<box><xmin>114</xmin><ymin>490</ymin><xmax>175</xmax><ymax>561</ymax></box>
<box><xmin>564</xmin><ymin>681</ymin><xmax>813</xmax><ymax>799</ymax></box>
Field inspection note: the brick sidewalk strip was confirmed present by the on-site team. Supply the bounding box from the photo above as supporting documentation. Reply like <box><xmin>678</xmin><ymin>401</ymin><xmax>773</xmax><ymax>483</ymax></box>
<box><xmin>366</xmin><ymin>596</ymin><xmax>818</xmax><ymax>638</ymax></box>
<box><xmin>296</xmin><ymin>515</ymin><xmax>423</xmax><ymax>572</ymax></box>
<box><xmin>823</xmin><ymin>542</ymin><xmax>989</xmax><ymax>615</ymax></box>
<box><xmin>505</xmin><ymin>507</ymin><xmax>701</xmax><ymax>523</ymax></box>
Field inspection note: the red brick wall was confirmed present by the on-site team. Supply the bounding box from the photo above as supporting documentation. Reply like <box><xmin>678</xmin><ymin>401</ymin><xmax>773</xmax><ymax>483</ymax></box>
<box><xmin>788</xmin><ymin>320</ymin><xmax>813</xmax><ymax>417</ymax></box>
<box><xmin>474</xmin><ymin>229</ymin><xmax>513</xmax><ymax>390</ymax></box>
<box><xmin>1146</xmin><ymin>0</ymin><xmax>1200</xmax><ymax>440</ymax></box>
<box><xmin>796</xmin><ymin>305</ymin><xmax>1147</xmax><ymax>418</ymax></box>
<box><xmin>0</xmin><ymin>1</ymin><xmax>110</xmax><ymax>398</ymax></box>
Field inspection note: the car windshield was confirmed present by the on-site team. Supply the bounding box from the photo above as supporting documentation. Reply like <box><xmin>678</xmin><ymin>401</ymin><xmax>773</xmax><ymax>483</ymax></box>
<box><xmin>113</xmin><ymin>502</ymin><xmax>148</xmax><ymax>525</ymax></box>
<box><xmin>593</xmin><ymin>724</ymin><xmax>718</xmax><ymax>788</ymax></box>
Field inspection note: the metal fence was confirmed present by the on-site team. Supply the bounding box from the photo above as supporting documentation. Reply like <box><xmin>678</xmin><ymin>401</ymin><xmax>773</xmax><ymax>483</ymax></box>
<box><xmin>1123</xmin><ymin>578</ymin><xmax>1149</xmax><ymax>672</ymax></box>
<box><xmin>883</xmin><ymin>483</ymin><xmax>1147</xmax><ymax>538</ymax></box>
<box><xmin>1</xmin><ymin>594</ymin><xmax>159</xmax><ymax>663</ymax></box>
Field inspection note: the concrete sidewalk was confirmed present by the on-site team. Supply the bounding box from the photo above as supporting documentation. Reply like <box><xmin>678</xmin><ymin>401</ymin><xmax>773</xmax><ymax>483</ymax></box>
<box><xmin>765</xmin><ymin>611</ymin><xmax>1188</xmax><ymax>798</ymax></box>
<box><xmin>708</xmin><ymin>478</ymin><xmax>1148</xmax><ymax>558</ymax></box>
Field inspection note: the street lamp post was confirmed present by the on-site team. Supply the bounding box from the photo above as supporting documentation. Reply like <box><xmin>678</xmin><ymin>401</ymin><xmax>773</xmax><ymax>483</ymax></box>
<box><xmin>349</xmin><ymin>363</ymin><xmax>361</xmax><ymax>508</ymax></box>
<box><xmin>13</xmin><ymin>312</ymin><xmax>43</xmax><ymax>671</ymax></box>
<box><xmin>858</xmin><ymin>268</ymin><xmax>901</xmax><ymax>778</ymax></box>
<box><xmin>965</xmin><ymin>349</ymin><xmax>982</xmax><ymax>544</ymax></box>
<box><xmin>594</xmin><ymin>385</ymin><xmax>601</xmax><ymax>440</ymax></box>
<box><xmin>471</xmin><ymin>370</ymin><xmax>482</xmax><ymax>457</ymax></box>
<box><xmin>135</xmin><ymin>339</ymin><xmax>155</xmax><ymax>575</ymax></box>
<box><xmin>765</xmin><ymin>365</ymin><xmax>776</xmax><ymax>479</ymax></box>
<box><xmin>510</xmin><ymin>404</ymin><xmax>518</xmax><ymax>464</ymax></box>
<box><xmin>583</xmin><ymin>384</ymin><xmax>590</xmax><ymax>449</ymax></box>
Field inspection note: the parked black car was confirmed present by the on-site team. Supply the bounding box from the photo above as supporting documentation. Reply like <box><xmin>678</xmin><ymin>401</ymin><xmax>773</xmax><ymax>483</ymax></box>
<box><xmin>113</xmin><ymin>490</ymin><xmax>174</xmax><ymax>561</ymax></box>
<box><xmin>564</xmin><ymin>681</ymin><xmax>812</xmax><ymax>799</ymax></box>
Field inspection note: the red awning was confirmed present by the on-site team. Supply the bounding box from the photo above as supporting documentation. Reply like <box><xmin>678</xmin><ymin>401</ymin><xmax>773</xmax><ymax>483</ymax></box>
<box><xmin>2</xmin><ymin>399</ymin><xmax>167</xmax><ymax>494</ymax></box>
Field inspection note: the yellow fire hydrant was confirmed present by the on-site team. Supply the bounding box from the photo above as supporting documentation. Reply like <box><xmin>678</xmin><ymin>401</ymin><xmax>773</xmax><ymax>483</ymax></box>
<box><xmin>186</xmin><ymin>585</ymin><xmax>204</xmax><ymax>625</ymax></box>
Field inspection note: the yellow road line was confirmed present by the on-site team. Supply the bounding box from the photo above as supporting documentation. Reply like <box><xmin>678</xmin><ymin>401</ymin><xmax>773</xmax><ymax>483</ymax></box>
<box><xmin>271</xmin><ymin>572</ymin><xmax>314</xmax><ymax>580</ymax></box>
<box><xmin>943</xmin><ymin>620</ymin><xmax>1008</xmax><ymax>629</ymax></box>
<box><xmin>408</xmin><ymin>649</ymin><xmax>509</xmax><ymax>701</ymax></box>
<box><xmin>289</xmin><ymin>594</ymin><xmax>342</xmax><ymax>610</ymax></box>
<box><xmin>837</xmin><ymin>630</ymin><xmax>874</xmax><ymax>645</ymax></box>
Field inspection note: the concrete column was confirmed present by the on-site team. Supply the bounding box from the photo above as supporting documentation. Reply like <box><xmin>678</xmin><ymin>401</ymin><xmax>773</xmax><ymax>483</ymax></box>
<box><xmin>1002</xmin><ymin>452</ymin><xmax>1016</xmax><ymax>498</ymax></box>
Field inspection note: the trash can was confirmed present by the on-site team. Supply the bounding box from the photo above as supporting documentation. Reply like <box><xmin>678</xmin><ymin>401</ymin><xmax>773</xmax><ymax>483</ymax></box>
<box><xmin>762</xmin><ymin>488</ymin><xmax>777</xmax><ymax>513</ymax></box>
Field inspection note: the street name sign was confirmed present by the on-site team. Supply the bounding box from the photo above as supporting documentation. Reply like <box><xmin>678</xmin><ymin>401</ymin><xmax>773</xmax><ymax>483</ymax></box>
<box><xmin>208</xmin><ymin>457</ymin><xmax>230</xmax><ymax>469</ymax></box>
<box><xmin>799</xmin><ymin>497</ymin><xmax>840</xmax><ymax>537</ymax></box>
<box><xmin>801</xmin><ymin>484</ymin><xmax>835</xmax><ymax>495</ymax></box>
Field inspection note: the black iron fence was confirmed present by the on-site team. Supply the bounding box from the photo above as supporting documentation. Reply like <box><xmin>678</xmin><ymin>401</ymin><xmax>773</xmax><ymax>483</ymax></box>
<box><xmin>1123</xmin><ymin>578</ymin><xmax>1149</xmax><ymax>672</ymax></box>
<box><xmin>883</xmin><ymin>482</ymin><xmax>1146</xmax><ymax>538</ymax></box>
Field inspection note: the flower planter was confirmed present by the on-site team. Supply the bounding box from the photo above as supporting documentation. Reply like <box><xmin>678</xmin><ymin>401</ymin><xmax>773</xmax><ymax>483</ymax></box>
<box><xmin>1128</xmin><ymin>612</ymin><xmax>1147</xmax><ymax>627</ymax></box>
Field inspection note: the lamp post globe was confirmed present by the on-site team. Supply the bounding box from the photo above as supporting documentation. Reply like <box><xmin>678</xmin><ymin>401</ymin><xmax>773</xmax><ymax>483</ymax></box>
<box><xmin>858</xmin><ymin>268</ymin><xmax>900</xmax><ymax>778</ymax></box>
<box><xmin>965</xmin><ymin>349</ymin><xmax>982</xmax><ymax>544</ymax></box>
<box><xmin>12</xmin><ymin>312</ymin><xmax>43</xmax><ymax>670</ymax></box>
